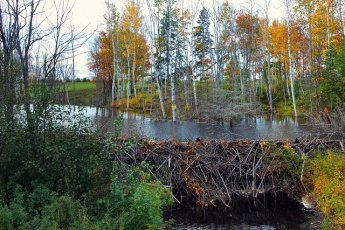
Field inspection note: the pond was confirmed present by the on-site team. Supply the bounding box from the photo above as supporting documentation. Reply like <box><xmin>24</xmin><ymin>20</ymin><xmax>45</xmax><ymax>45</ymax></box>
<box><xmin>70</xmin><ymin>105</ymin><xmax>316</xmax><ymax>140</ymax></box>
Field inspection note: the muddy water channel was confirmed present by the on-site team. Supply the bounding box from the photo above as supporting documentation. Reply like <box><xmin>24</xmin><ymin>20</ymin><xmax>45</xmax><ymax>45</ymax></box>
<box><xmin>71</xmin><ymin>105</ymin><xmax>316</xmax><ymax>140</ymax></box>
<box><xmin>67</xmin><ymin>105</ymin><xmax>320</xmax><ymax>229</ymax></box>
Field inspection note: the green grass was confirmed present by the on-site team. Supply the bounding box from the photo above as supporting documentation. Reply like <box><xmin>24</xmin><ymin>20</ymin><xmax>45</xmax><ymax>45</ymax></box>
<box><xmin>59</xmin><ymin>82</ymin><xmax>97</xmax><ymax>106</ymax></box>
<box><xmin>68</xmin><ymin>90</ymin><xmax>97</xmax><ymax>106</ymax></box>
<box><xmin>65</xmin><ymin>82</ymin><xmax>96</xmax><ymax>91</ymax></box>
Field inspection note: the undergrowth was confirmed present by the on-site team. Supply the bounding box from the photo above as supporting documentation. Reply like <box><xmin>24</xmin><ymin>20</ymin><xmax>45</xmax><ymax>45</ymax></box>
<box><xmin>0</xmin><ymin>100</ymin><xmax>173</xmax><ymax>229</ymax></box>
<box><xmin>307</xmin><ymin>151</ymin><xmax>345</xmax><ymax>229</ymax></box>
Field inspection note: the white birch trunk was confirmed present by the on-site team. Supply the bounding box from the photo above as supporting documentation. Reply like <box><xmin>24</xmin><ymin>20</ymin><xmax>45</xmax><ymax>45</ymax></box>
<box><xmin>145</xmin><ymin>0</ymin><xmax>166</xmax><ymax>118</ymax></box>
<box><xmin>339</xmin><ymin>0</ymin><xmax>345</xmax><ymax>42</ymax></box>
<box><xmin>126</xmin><ymin>47</ymin><xmax>131</xmax><ymax>110</ymax></box>
<box><xmin>264</xmin><ymin>0</ymin><xmax>273</xmax><ymax>112</ymax></box>
<box><xmin>132</xmin><ymin>48</ymin><xmax>137</xmax><ymax>99</ymax></box>
<box><xmin>111</xmin><ymin>35</ymin><xmax>117</xmax><ymax>105</ymax></box>
<box><xmin>168</xmin><ymin>0</ymin><xmax>176</xmax><ymax>121</ymax></box>
<box><xmin>286</xmin><ymin>0</ymin><xmax>298</xmax><ymax>118</ymax></box>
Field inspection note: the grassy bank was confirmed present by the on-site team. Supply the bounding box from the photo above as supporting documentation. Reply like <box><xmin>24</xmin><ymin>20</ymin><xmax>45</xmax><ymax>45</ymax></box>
<box><xmin>61</xmin><ymin>82</ymin><xmax>97</xmax><ymax>106</ymax></box>
<box><xmin>65</xmin><ymin>82</ymin><xmax>96</xmax><ymax>91</ymax></box>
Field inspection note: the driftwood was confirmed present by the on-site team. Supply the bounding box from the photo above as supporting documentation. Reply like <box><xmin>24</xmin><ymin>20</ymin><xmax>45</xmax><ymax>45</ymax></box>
<box><xmin>111</xmin><ymin>138</ymin><xmax>344</xmax><ymax>207</ymax></box>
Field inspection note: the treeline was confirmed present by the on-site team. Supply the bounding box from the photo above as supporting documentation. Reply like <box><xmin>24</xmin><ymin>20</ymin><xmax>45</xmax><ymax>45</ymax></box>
<box><xmin>89</xmin><ymin>0</ymin><xmax>345</xmax><ymax>120</ymax></box>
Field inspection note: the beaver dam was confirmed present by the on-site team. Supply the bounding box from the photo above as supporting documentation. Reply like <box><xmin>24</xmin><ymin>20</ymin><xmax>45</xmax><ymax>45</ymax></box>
<box><xmin>112</xmin><ymin>138</ymin><xmax>344</xmax><ymax>208</ymax></box>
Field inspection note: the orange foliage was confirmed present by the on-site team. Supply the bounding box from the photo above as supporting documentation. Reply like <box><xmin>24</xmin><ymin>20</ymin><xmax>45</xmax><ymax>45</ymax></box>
<box><xmin>269</xmin><ymin>20</ymin><xmax>306</xmax><ymax>74</ymax></box>
<box><xmin>88</xmin><ymin>2</ymin><xmax>150</xmax><ymax>86</ymax></box>
<box><xmin>88</xmin><ymin>32</ymin><xmax>113</xmax><ymax>83</ymax></box>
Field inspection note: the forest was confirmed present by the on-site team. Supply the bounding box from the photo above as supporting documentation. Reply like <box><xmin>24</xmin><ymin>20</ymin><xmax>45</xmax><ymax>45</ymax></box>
<box><xmin>88</xmin><ymin>0</ymin><xmax>345</xmax><ymax>122</ymax></box>
<box><xmin>0</xmin><ymin>0</ymin><xmax>345</xmax><ymax>229</ymax></box>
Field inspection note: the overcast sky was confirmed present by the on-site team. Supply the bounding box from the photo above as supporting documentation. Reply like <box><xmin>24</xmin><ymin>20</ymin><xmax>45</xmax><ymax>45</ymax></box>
<box><xmin>67</xmin><ymin>0</ymin><xmax>285</xmax><ymax>79</ymax></box>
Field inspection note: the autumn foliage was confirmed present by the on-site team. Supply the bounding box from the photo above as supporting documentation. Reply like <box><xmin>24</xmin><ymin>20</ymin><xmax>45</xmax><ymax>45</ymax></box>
<box><xmin>308</xmin><ymin>151</ymin><xmax>345</xmax><ymax>228</ymax></box>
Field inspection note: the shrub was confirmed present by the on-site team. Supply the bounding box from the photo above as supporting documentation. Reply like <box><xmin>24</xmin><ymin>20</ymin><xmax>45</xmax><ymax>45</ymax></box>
<box><xmin>307</xmin><ymin>151</ymin><xmax>345</xmax><ymax>229</ymax></box>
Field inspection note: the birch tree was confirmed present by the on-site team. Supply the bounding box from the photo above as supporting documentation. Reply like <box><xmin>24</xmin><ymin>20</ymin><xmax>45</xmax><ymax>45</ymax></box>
<box><xmin>285</xmin><ymin>0</ymin><xmax>298</xmax><ymax>118</ymax></box>
<box><xmin>105</xmin><ymin>2</ymin><xmax>120</xmax><ymax>105</ymax></box>
<box><xmin>145</xmin><ymin>0</ymin><xmax>166</xmax><ymax>118</ymax></box>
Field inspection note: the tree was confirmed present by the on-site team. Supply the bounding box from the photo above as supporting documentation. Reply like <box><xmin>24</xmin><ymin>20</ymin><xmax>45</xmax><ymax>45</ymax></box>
<box><xmin>193</xmin><ymin>7</ymin><xmax>213</xmax><ymax>79</ymax></box>
<box><xmin>259</xmin><ymin>0</ymin><xmax>273</xmax><ymax>112</ymax></box>
<box><xmin>193</xmin><ymin>7</ymin><xmax>213</xmax><ymax>106</ymax></box>
<box><xmin>320</xmin><ymin>45</ymin><xmax>345</xmax><ymax>107</ymax></box>
<box><xmin>157</xmin><ymin>1</ymin><xmax>189</xmax><ymax>121</ymax></box>
<box><xmin>0</xmin><ymin>0</ymin><xmax>86</xmax><ymax>122</ymax></box>
<box><xmin>294</xmin><ymin>0</ymin><xmax>343</xmax><ymax>111</ymax></box>
<box><xmin>145</xmin><ymin>0</ymin><xmax>166</xmax><ymax>118</ymax></box>
<box><xmin>105</xmin><ymin>2</ymin><xmax>120</xmax><ymax>105</ymax></box>
<box><xmin>88</xmin><ymin>2</ymin><xmax>149</xmax><ymax>108</ymax></box>
<box><xmin>119</xmin><ymin>1</ymin><xmax>149</xmax><ymax>108</ymax></box>
<box><xmin>215</xmin><ymin>1</ymin><xmax>236</xmax><ymax>88</ymax></box>
<box><xmin>285</xmin><ymin>0</ymin><xmax>298</xmax><ymax>118</ymax></box>
<box><xmin>236</xmin><ymin>11</ymin><xmax>263</xmax><ymax>104</ymax></box>
<box><xmin>88</xmin><ymin>32</ymin><xmax>113</xmax><ymax>106</ymax></box>
<box><xmin>0</xmin><ymin>0</ymin><xmax>21</xmax><ymax>122</ymax></box>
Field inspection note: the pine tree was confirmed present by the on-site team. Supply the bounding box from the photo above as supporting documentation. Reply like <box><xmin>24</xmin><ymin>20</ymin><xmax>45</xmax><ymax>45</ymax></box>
<box><xmin>320</xmin><ymin>45</ymin><xmax>345</xmax><ymax>107</ymax></box>
<box><xmin>193</xmin><ymin>7</ymin><xmax>213</xmax><ymax>79</ymax></box>
<box><xmin>157</xmin><ymin>9</ymin><xmax>179</xmax><ymax>81</ymax></box>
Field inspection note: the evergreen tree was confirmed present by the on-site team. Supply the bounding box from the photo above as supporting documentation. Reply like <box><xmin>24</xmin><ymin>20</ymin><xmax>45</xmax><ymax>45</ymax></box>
<box><xmin>193</xmin><ymin>7</ymin><xmax>213</xmax><ymax>79</ymax></box>
<box><xmin>157</xmin><ymin>9</ymin><xmax>179</xmax><ymax>81</ymax></box>
<box><xmin>320</xmin><ymin>45</ymin><xmax>345</xmax><ymax>107</ymax></box>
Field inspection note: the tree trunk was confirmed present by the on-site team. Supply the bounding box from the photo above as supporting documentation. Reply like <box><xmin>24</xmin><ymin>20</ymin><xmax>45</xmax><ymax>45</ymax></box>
<box><xmin>126</xmin><ymin>46</ymin><xmax>131</xmax><ymax>110</ymax></box>
<box><xmin>132</xmin><ymin>48</ymin><xmax>137</xmax><ymax>99</ymax></box>
<box><xmin>168</xmin><ymin>0</ymin><xmax>176</xmax><ymax>121</ymax></box>
<box><xmin>111</xmin><ymin>34</ymin><xmax>117</xmax><ymax>105</ymax></box>
<box><xmin>287</xmin><ymin>8</ymin><xmax>298</xmax><ymax>118</ymax></box>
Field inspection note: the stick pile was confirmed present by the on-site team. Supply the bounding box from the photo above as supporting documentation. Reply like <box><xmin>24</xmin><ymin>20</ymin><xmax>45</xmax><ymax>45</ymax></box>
<box><xmin>112</xmin><ymin>138</ymin><xmax>344</xmax><ymax>207</ymax></box>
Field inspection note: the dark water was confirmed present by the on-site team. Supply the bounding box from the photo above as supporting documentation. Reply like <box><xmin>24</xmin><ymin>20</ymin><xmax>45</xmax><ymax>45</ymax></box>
<box><xmin>167</xmin><ymin>208</ymin><xmax>316</xmax><ymax>230</ymax></box>
<box><xmin>70</xmin><ymin>105</ymin><xmax>314</xmax><ymax>140</ymax></box>
<box><xmin>165</xmin><ymin>198</ymin><xmax>320</xmax><ymax>230</ymax></box>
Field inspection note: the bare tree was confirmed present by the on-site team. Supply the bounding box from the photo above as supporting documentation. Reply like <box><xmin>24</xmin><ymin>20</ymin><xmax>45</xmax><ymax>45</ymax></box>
<box><xmin>0</xmin><ymin>0</ymin><xmax>21</xmax><ymax>120</ymax></box>
<box><xmin>57</xmin><ymin>59</ymin><xmax>72</xmax><ymax>105</ymax></box>
<box><xmin>0</xmin><ymin>0</ymin><xmax>88</xmax><ymax>123</ymax></box>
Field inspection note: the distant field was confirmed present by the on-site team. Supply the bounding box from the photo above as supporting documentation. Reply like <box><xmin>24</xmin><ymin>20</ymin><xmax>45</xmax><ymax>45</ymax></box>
<box><xmin>59</xmin><ymin>82</ymin><xmax>97</xmax><ymax>106</ymax></box>
<box><xmin>65</xmin><ymin>82</ymin><xmax>96</xmax><ymax>91</ymax></box>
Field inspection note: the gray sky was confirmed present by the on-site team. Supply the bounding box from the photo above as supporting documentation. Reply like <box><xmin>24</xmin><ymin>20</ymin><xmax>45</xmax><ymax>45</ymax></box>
<box><xmin>68</xmin><ymin>0</ymin><xmax>107</xmax><ymax>79</ymax></box>
<box><xmin>67</xmin><ymin>0</ymin><xmax>284</xmax><ymax>79</ymax></box>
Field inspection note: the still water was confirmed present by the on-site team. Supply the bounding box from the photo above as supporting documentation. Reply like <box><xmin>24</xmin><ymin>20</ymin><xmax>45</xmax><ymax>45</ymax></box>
<box><xmin>70</xmin><ymin>105</ymin><xmax>314</xmax><ymax>140</ymax></box>
<box><xmin>165</xmin><ymin>194</ymin><xmax>321</xmax><ymax>230</ymax></box>
<box><xmin>166</xmin><ymin>204</ymin><xmax>319</xmax><ymax>230</ymax></box>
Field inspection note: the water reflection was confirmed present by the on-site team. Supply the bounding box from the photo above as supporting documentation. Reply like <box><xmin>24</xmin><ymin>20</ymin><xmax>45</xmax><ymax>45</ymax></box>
<box><xmin>63</xmin><ymin>105</ymin><xmax>313</xmax><ymax>140</ymax></box>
